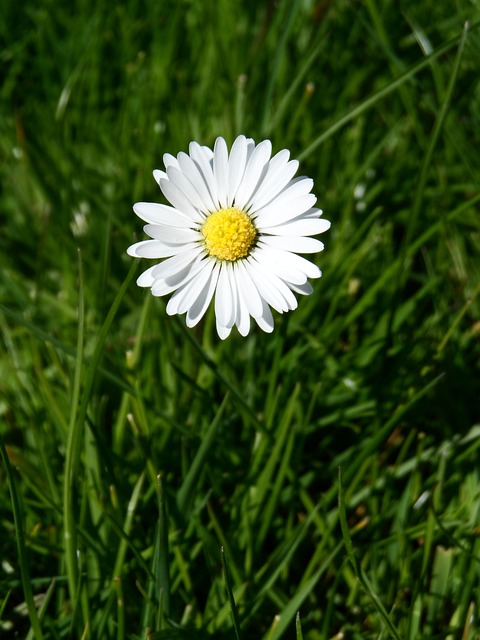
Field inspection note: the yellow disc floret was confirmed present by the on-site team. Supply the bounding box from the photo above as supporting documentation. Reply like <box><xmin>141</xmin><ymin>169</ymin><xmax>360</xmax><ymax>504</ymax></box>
<box><xmin>202</xmin><ymin>207</ymin><xmax>256</xmax><ymax>261</ymax></box>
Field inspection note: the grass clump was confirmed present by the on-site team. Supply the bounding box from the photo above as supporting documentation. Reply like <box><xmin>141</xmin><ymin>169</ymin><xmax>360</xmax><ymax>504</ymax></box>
<box><xmin>1</xmin><ymin>1</ymin><xmax>479</xmax><ymax>638</ymax></box>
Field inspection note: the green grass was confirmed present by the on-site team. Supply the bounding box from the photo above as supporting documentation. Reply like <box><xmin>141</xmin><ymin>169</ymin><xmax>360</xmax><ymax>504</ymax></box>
<box><xmin>1</xmin><ymin>0</ymin><xmax>480</xmax><ymax>638</ymax></box>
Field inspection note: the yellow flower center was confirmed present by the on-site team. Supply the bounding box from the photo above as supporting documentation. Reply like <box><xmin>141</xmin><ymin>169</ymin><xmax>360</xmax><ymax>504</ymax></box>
<box><xmin>202</xmin><ymin>207</ymin><xmax>256</xmax><ymax>261</ymax></box>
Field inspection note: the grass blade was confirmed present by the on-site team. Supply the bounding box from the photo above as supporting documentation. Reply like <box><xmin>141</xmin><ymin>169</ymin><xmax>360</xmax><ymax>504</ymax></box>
<box><xmin>157</xmin><ymin>474</ymin><xmax>171</xmax><ymax>622</ymax></box>
<box><xmin>298</xmin><ymin>28</ymin><xmax>468</xmax><ymax>161</ymax></box>
<box><xmin>338</xmin><ymin>468</ymin><xmax>402</xmax><ymax>640</ymax></box>
<box><xmin>176</xmin><ymin>393</ymin><xmax>229</xmax><ymax>517</ymax></box>
<box><xmin>0</xmin><ymin>439</ymin><xmax>45</xmax><ymax>640</ymax></box>
<box><xmin>63</xmin><ymin>249</ymin><xmax>85</xmax><ymax>607</ymax></box>
<box><xmin>221</xmin><ymin>546</ymin><xmax>242</xmax><ymax>640</ymax></box>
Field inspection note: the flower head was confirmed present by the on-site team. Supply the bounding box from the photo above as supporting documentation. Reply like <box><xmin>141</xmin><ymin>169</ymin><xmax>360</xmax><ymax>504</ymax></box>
<box><xmin>127</xmin><ymin>135</ymin><xmax>330</xmax><ymax>339</ymax></box>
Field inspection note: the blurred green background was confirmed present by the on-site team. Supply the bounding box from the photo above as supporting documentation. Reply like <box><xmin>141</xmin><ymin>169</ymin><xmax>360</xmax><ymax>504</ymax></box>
<box><xmin>1</xmin><ymin>1</ymin><xmax>480</xmax><ymax>638</ymax></box>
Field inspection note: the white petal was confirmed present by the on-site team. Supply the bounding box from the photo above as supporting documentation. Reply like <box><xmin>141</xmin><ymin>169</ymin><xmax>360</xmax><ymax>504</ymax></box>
<box><xmin>259</xmin><ymin>246</ymin><xmax>321</xmax><ymax>279</ymax></box>
<box><xmin>234</xmin><ymin>139</ymin><xmax>272</xmax><ymax>210</ymax></box>
<box><xmin>127</xmin><ymin>240</ymin><xmax>193</xmax><ymax>259</ymax></box>
<box><xmin>201</xmin><ymin>145</ymin><xmax>214</xmax><ymax>160</ymax></box>
<box><xmin>177</xmin><ymin>151</ymin><xmax>217</xmax><ymax>213</ymax></box>
<box><xmin>216</xmin><ymin>324</ymin><xmax>232</xmax><ymax>340</ymax></box>
<box><xmin>133</xmin><ymin>202</ymin><xmax>192</xmax><ymax>227</ymax></box>
<box><xmin>215</xmin><ymin>263</ymin><xmax>235</xmax><ymax>328</ymax></box>
<box><xmin>136</xmin><ymin>265</ymin><xmax>157</xmax><ymax>287</ymax></box>
<box><xmin>225</xmin><ymin>262</ymin><xmax>238</xmax><ymax>327</ymax></box>
<box><xmin>234</xmin><ymin>261</ymin><xmax>264</xmax><ymax>318</ymax></box>
<box><xmin>260</xmin><ymin>235</ymin><xmax>324</xmax><ymax>253</ymax></box>
<box><xmin>248</xmin><ymin>256</ymin><xmax>299</xmax><ymax>311</ymax></box>
<box><xmin>163</xmin><ymin>153</ymin><xmax>180</xmax><ymax>170</ymax></box>
<box><xmin>143</xmin><ymin>225</ymin><xmax>201</xmax><ymax>244</ymax></box>
<box><xmin>260</xmin><ymin>269</ymin><xmax>298</xmax><ymax>311</ymax></box>
<box><xmin>254</xmin><ymin>300</ymin><xmax>274</xmax><ymax>333</ymax></box>
<box><xmin>254</xmin><ymin>177</ymin><xmax>315</xmax><ymax>220</ymax></box>
<box><xmin>270</xmin><ymin>148</ymin><xmax>290</xmax><ymax>167</ymax></box>
<box><xmin>159</xmin><ymin>178</ymin><xmax>204</xmax><ymax>223</ymax></box>
<box><xmin>166</xmin><ymin>166</ymin><xmax>209</xmax><ymax>214</ymax></box>
<box><xmin>153</xmin><ymin>169</ymin><xmax>168</xmax><ymax>186</ymax></box>
<box><xmin>151</xmin><ymin>246</ymin><xmax>204</xmax><ymax>280</ymax></box>
<box><xmin>189</xmin><ymin>142</ymin><xmax>220</xmax><ymax>209</ymax></box>
<box><xmin>186</xmin><ymin>263</ymin><xmax>220</xmax><ymax>327</ymax></box>
<box><xmin>232</xmin><ymin>273</ymin><xmax>251</xmax><ymax>337</ymax></box>
<box><xmin>255</xmin><ymin>193</ymin><xmax>317</xmax><ymax>228</ymax></box>
<box><xmin>260</xmin><ymin>149</ymin><xmax>290</xmax><ymax>183</ymax></box>
<box><xmin>151</xmin><ymin>260</ymin><xmax>206</xmax><ymax>296</ymax></box>
<box><xmin>167</xmin><ymin>260</ymin><xmax>215</xmax><ymax>316</ymax></box>
<box><xmin>288</xmin><ymin>281</ymin><xmax>314</xmax><ymax>295</ymax></box>
<box><xmin>244</xmin><ymin>258</ymin><xmax>289</xmax><ymax>313</ymax></box>
<box><xmin>253</xmin><ymin>247</ymin><xmax>307</xmax><ymax>285</ymax></box>
<box><xmin>245</xmin><ymin>139</ymin><xmax>256</xmax><ymax>160</ymax></box>
<box><xmin>304</xmin><ymin>207</ymin><xmax>324</xmax><ymax>218</ymax></box>
<box><xmin>227</xmin><ymin>135</ymin><xmax>248</xmax><ymax>206</ymax></box>
<box><xmin>263</xmin><ymin>217</ymin><xmax>331</xmax><ymax>237</ymax></box>
<box><xmin>213</xmin><ymin>137</ymin><xmax>229</xmax><ymax>208</ymax></box>
<box><xmin>247</xmin><ymin>158</ymin><xmax>298</xmax><ymax>211</ymax></box>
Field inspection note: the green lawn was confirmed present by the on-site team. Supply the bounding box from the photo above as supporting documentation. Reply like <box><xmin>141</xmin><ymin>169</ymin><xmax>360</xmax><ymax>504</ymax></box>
<box><xmin>1</xmin><ymin>1</ymin><xmax>480</xmax><ymax>638</ymax></box>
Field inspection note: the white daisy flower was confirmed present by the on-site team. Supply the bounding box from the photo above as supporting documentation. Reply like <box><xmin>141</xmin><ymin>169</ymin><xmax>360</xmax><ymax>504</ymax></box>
<box><xmin>127</xmin><ymin>135</ymin><xmax>330</xmax><ymax>339</ymax></box>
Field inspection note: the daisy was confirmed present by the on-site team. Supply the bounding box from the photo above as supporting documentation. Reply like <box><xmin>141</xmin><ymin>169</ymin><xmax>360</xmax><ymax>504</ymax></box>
<box><xmin>127</xmin><ymin>135</ymin><xmax>330</xmax><ymax>339</ymax></box>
